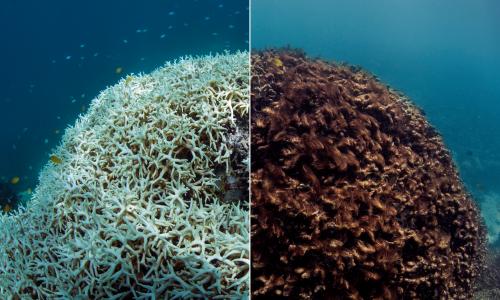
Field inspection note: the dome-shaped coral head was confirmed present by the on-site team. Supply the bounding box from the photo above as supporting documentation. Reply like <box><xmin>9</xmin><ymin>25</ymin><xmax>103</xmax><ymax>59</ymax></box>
<box><xmin>251</xmin><ymin>49</ymin><xmax>486</xmax><ymax>300</ymax></box>
<box><xmin>0</xmin><ymin>52</ymin><xmax>249</xmax><ymax>299</ymax></box>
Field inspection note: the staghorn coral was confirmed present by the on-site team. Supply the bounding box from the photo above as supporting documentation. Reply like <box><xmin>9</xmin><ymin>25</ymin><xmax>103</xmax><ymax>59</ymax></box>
<box><xmin>0</xmin><ymin>52</ymin><xmax>249</xmax><ymax>299</ymax></box>
<box><xmin>251</xmin><ymin>49</ymin><xmax>486</xmax><ymax>299</ymax></box>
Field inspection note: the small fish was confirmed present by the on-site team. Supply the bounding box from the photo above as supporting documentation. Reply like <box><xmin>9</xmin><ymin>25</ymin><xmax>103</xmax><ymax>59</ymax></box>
<box><xmin>50</xmin><ymin>155</ymin><xmax>62</xmax><ymax>164</ymax></box>
<box><xmin>123</xmin><ymin>39</ymin><xmax>128</xmax><ymax>44</ymax></box>
<box><xmin>10</xmin><ymin>176</ymin><xmax>20</xmax><ymax>185</ymax></box>
<box><xmin>54</xmin><ymin>129</ymin><xmax>60</xmax><ymax>135</ymax></box>
<box><xmin>65</xmin><ymin>55</ymin><xmax>72</xmax><ymax>60</ymax></box>
<box><xmin>160</xmin><ymin>33</ymin><xmax>166</xmax><ymax>39</ymax></box>
<box><xmin>168</xmin><ymin>11</ymin><xmax>175</xmax><ymax>16</ymax></box>
<box><xmin>273</xmin><ymin>58</ymin><xmax>283</xmax><ymax>68</ymax></box>
<box><xmin>80</xmin><ymin>44</ymin><xmax>85</xmax><ymax>48</ymax></box>
<box><xmin>26</xmin><ymin>188</ymin><xmax>32</xmax><ymax>194</ymax></box>
<box><xmin>125</xmin><ymin>76</ymin><xmax>133</xmax><ymax>84</ymax></box>
<box><xmin>115</xmin><ymin>67</ymin><xmax>123</xmax><ymax>74</ymax></box>
<box><xmin>3</xmin><ymin>204</ymin><xmax>11</xmax><ymax>213</ymax></box>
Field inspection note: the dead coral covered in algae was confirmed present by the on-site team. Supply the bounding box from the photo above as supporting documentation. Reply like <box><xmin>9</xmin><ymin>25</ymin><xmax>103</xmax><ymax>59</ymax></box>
<box><xmin>251</xmin><ymin>49</ymin><xmax>486</xmax><ymax>299</ymax></box>
<box><xmin>0</xmin><ymin>52</ymin><xmax>249</xmax><ymax>299</ymax></box>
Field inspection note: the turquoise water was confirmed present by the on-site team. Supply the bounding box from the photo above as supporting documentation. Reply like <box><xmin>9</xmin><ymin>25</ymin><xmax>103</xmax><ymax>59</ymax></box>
<box><xmin>253</xmin><ymin>0</ymin><xmax>500</xmax><ymax>245</ymax></box>
<box><xmin>0</xmin><ymin>0</ymin><xmax>249</xmax><ymax>200</ymax></box>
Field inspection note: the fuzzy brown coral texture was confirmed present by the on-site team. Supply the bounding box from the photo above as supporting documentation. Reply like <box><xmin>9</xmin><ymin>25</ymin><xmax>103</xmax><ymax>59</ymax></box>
<box><xmin>251</xmin><ymin>50</ymin><xmax>485</xmax><ymax>299</ymax></box>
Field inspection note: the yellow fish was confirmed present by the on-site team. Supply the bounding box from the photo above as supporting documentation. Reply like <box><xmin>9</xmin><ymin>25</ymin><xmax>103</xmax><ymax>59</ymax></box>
<box><xmin>115</xmin><ymin>67</ymin><xmax>123</xmax><ymax>74</ymax></box>
<box><xmin>10</xmin><ymin>176</ymin><xmax>20</xmax><ymax>185</ymax></box>
<box><xmin>125</xmin><ymin>75</ymin><xmax>133</xmax><ymax>84</ymax></box>
<box><xmin>26</xmin><ymin>188</ymin><xmax>32</xmax><ymax>194</ymax></box>
<box><xmin>50</xmin><ymin>155</ymin><xmax>62</xmax><ymax>164</ymax></box>
<box><xmin>3</xmin><ymin>204</ymin><xmax>11</xmax><ymax>213</ymax></box>
<box><xmin>273</xmin><ymin>58</ymin><xmax>283</xmax><ymax>68</ymax></box>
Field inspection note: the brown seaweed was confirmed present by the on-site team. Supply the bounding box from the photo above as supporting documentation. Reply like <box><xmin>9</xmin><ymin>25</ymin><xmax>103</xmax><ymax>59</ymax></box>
<box><xmin>251</xmin><ymin>49</ymin><xmax>486</xmax><ymax>299</ymax></box>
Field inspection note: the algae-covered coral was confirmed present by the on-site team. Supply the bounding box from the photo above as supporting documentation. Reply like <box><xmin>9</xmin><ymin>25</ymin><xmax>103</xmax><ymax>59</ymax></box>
<box><xmin>0</xmin><ymin>52</ymin><xmax>249</xmax><ymax>298</ymax></box>
<box><xmin>251</xmin><ymin>49</ymin><xmax>485</xmax><ymax>299</ymax></box>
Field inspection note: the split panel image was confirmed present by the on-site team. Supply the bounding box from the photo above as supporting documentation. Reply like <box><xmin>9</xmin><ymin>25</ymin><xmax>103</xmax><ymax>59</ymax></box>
<box><xmin>0</xmin><ymin>0</ymin><xmax>499</xmax><ymax>299</ymax></box>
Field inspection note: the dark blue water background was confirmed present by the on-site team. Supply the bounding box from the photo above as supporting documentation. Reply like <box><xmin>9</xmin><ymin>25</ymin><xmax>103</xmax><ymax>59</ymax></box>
<box><xmin>253</xmin><ymin>0</ymin><xmax>500</xmax><ymax>196</ymax></box>
<box><xmin>0</xmin><ymin>0</ymin><xmax>249</xmax><ymax>195</ymax></box>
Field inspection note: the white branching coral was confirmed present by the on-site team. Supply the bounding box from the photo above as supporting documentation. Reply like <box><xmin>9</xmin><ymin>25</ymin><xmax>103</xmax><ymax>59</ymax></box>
<box><xmin>0</xmin><ymin>52</ymin><xmax>250</xmax><ymax>299</ymax></box>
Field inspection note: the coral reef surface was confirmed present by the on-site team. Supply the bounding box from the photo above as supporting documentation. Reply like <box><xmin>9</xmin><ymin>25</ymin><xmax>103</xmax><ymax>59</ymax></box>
<box><xmin>475</xmin><ymin>248</ymin><xmax>500</xmax><ymax>300</ymax></box>
<box><xmin>251</xmin><ymin>49</ymin><xmax>485</xmax><ymax>299</ymax></box>
<box><xmin>0</xmin><ymin>52</ymin><xmax>249</xmax><ymax>299</ymax></box>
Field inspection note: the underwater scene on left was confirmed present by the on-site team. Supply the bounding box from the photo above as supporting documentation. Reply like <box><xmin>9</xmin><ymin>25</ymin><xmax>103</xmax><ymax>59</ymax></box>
<box><xmin>0</xmin><ymin>0</ymin><xmax>249</xmax><ymax>298</ymax></box>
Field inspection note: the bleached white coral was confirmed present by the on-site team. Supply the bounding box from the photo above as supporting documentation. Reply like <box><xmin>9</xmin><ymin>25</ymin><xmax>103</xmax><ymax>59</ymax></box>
<box><xmin>0</xmin><ymin>52</ymin><xmax>249</xmax><ymax>299</ymax></box>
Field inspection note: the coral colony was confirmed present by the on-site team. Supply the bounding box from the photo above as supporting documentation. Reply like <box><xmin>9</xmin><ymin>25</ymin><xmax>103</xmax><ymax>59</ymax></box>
<box><xmin>250</xmin><ymin>50</ymin><xmax>485</xmax><ymax>299</ymax></box>
<box><xmin>0</xmin><ymin>52</ymin><xmax>249</xmax><ymax>298</ymax></box>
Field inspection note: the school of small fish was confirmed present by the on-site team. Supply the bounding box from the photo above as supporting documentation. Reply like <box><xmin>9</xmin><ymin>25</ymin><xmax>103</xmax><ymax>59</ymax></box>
<box><xmin>2</xmin><ymin>3</ymin><xmax>249</xmax><ymax>212</ymax></box>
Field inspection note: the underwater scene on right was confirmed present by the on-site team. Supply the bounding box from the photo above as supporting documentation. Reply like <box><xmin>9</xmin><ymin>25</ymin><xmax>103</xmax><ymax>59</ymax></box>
<box><xmin>251</xmin><ymin>0</ymin><xmax>500</xmax><ymax>299</ymax></box>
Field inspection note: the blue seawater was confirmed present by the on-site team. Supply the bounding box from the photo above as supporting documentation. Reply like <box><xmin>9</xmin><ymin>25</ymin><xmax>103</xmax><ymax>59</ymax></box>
<box><xmin>0</xmin><ymin>0</ymin><xmax>248</xmax><ymax>200</ymax></box>
<box><xmin>253</xmin><ymin>0</ymin><xmax>500</xmax><ymax>244</ymax></box>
